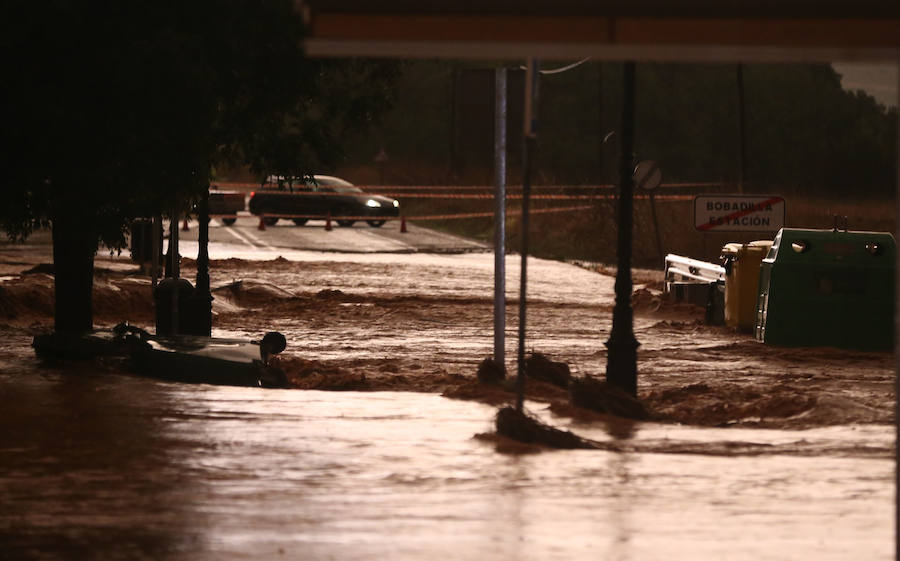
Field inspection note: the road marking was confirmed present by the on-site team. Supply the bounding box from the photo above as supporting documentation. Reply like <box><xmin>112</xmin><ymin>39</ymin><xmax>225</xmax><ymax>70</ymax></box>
<box><xmin>222</xmin><ymin>225</ymin><xmax>260</xmax><ymax>249</ymax></box>
<box><xmin>358</xmin><ymin>228</ymin><xmax>416</xmax><ymax>251</ymax></box>
<box><xmin>243</xmin><ymin>230</ymin><xmax>280</xmax><ymax>251</ymax></box>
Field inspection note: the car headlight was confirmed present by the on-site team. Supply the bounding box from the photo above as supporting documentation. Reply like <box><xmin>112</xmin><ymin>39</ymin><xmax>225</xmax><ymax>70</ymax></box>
<box><xmin>392</xmin><ymin>200</ymin><xmax>400</xmax><ymax>208</ymax></box>
<box><xmin>366</xmin><ymin>199</ymin><xmax>381</xmax><ymax>208</ymax></box>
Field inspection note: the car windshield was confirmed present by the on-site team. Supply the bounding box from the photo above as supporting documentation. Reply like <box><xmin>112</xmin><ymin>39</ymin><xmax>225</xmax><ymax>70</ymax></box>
<box><xmin>265</xmin><ymin>176</ymin><xmax>310</xmax><ymax>191</ymax></box>
<box><xmin>308</xmin><ymin>176</ymin><xmax>363</xmax><ymax>193</ymax></box>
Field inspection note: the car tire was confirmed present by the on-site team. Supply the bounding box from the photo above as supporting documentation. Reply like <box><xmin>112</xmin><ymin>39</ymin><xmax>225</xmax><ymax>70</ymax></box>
<box><xmin>366</xmin><ymin>220</ymin><xmax>386</xmax><ymax>228</ymax></box>
<box><xmin>221</xmin><ymin>217</ymin><xmax>237</xmax><ymax>226</ymax></box>
<box><xmin>263</xmin><ymin>216</ymin><xmax>279</xmax><ymax>226</ymax></box>
<box><xmin>336</xmin><ymin>219</ymin><xmax>355</xmax><ymax>227</ymax></box>
<box><xmin>292</xmin><ymin>218</ymin><xmax>308</xmax><ymax>226</ymax></box>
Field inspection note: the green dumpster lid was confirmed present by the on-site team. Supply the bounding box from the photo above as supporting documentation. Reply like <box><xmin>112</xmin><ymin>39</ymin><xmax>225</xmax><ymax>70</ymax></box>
<box><xmin>765</xmin><ymin>228</ymin><xmax>895</xmax><ymax>266</ymax></box>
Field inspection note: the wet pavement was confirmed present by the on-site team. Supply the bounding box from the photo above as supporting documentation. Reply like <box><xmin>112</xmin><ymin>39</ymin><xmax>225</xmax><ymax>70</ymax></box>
<box><xmin>183</xmin><ymin>214</ymin><xmax>490</xmax><ymax>254</ymax></box>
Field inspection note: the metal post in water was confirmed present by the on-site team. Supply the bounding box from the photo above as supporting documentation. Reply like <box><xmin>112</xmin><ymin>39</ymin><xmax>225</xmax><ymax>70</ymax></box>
<box><xmin>494</xmin><ymin>67</ymin><xmax>508</xmax><ymax>370</ymax></box>
<box><xmin>516</xmin><ymin>59</ymin><xmax>539</xmax><ymax>412</ymax></box>
<box><xmin>196</xmin><ymin>191</ymin><xmax>212</xmax><ymax>336</ymax></box>
<box><xmin>151</xmin><ymin>215</ymin><xmax>160</xmax><ymax>291</ymax></box>
<box><xmin>170</xmin><ymin>208</ymin><xmax>180</xmax><ymax>336</ymax></box>
<box><xmin>649</xmin><ymin>192</ymin><xmax>664</xmax><ymax>262</ymax></box>
<box><xmin>605</xmin><ymin>62</ymin><xmax>639</xmax><ymax>397</ymax></box>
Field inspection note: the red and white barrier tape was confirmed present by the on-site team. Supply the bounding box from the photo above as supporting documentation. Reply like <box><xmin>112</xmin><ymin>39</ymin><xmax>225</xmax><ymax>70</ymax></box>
<box><xmin>212</xmin><ymin>181</ymin><xmax>734</xmax><ymax>192</ymax></box>
<box><xmin>254</xmin><ymin>205</ymin><xmax>593</xmax><ymax>223</ymax></box>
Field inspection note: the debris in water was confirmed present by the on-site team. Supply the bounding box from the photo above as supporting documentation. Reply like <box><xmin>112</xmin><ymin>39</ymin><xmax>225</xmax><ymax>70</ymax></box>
<box><xmin>476</xmin><ymin>357</ymin><xmax>506</xmax><ymax>384</ymax></box>
<box><xmin>569</xmin><ymin>376</ymin><xmax>649</xmax><ymax>420</ymax></box>
<box><xmin>494</xmin><ymin>406</ymin><xmax>598</xmax><ymax>450</ymax></box>
<box><xmin>315</xmin><ymin>289</ymin><xmax>347</xmax><ymax>300</ymax></box>
<box><xmin>524</xmin><ymin>352</ymin><xmax>571</xmax><ymax>388</ymax></box>
<box><xmin>443</xmin><ymin>380</ymin><xmax>513</xmax><ymax>406</ymax></box>
<box><xmin>275</xmin><ymin>356</ymin><xmax>369</xmax><ymax>390</ymax></box>
<box><xmin>23</xmin><ymin>263</ymin><xmax>55</xmax><ymax>275</ymax></box>
<box><xmin>473</xmin><ymin>432</ymin><xmax>544</xmax><ymax>455</ymax></box>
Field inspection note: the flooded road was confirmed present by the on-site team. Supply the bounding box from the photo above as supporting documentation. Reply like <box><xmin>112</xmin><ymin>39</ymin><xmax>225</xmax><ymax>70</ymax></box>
<box><xmin>0</xmin><ymin>232</ymin><xmax>895</xmax><ymax>559</ymax></box>
<box><xmin>1</xmin><ymin>336</ymin><xmax>893</xmax><ymax>561</ymax></box>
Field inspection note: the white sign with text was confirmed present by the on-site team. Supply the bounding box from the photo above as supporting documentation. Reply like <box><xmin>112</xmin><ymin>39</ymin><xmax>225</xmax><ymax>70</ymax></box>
<box><xmin>694</xmin><ymin>195</ymin><xmax>785</xmax><ymax>232</ymax></box>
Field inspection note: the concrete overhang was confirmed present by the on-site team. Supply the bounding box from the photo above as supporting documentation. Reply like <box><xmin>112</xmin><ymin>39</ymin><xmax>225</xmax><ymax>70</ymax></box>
<box><xmin>302</xmin><ymin>2</ymin><xmax>900</xmax><ymax>62</ymax></box>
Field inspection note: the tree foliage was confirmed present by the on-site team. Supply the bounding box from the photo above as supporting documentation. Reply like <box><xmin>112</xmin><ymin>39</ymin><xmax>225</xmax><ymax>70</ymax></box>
<box><xmin>0</xmin><ymin>0</ymin><xmax>310</xmax><ymax>248</ymax></box>
<box><xmin>0</xmin><ymin>1</ymin><xmax>399</xmax><ymax>332</ymax></box>
<box><xmin>243</xmin><ymin>58</ymin><xmax>401</xmax><ymax>181</ymax></box>
<box><xmin>544</xmin><ymin>62</ymin><xmax>897</xmax><ymax>195</ymax></box>
<box><xmin>351</xmin><ymin>61</ymin><xmax>897</xmax><ymax>197</ymax></box>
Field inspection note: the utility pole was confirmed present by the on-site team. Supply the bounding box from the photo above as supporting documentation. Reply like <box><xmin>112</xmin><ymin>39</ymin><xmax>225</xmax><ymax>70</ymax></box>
<box><xmin>605</xmin><ymin>62</ymin><xmax>639</xmax><ymax>397</ymax></box>
<box><xmin>494</xmin><ymin>67</ymin><xmax>508</xmax><ymax>370</ymax></box>
<box><xmin>737</xmin><ymin>62</ymin><xmax>747</xmax><ymax>194</ymax></box>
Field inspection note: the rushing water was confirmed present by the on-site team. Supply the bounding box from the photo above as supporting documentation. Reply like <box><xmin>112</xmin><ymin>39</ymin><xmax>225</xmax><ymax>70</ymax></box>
<box><xmin>0</xmin><ymin>351</ymin><xmax>893</xmax><ymax>561</ymax></box>
<box><xmin>1</xmin><ymin>241</ymin><xmax>894</xmax><ymax>560</ymax></box>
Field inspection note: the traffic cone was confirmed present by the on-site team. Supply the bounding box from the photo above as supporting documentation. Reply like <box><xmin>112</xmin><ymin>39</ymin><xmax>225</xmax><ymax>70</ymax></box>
<box><xmin>400</xmin><ymin>215</ymin><xmax>407</xmax><ymax>233</ymax></box>
<box><xmin>182</xmin><ymin>218</ymin><xmax>190</xmax><ymax>231</ymax></box>
<box><xmin>325</xmin><ymin>213</ymin><xmax>333</xmax><ymax>231</ymax></box>
<box><xmin>258</xmin><ymin>215</ymin><xmax>266</xmax><ymax>231</ymax></box>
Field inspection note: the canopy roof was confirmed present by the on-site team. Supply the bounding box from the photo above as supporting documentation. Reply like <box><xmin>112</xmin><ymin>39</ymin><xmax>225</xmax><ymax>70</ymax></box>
<box><xmin>303</xmin><ymin>1</ymin><xmax>900</xmax><ymax>62</ymax></box>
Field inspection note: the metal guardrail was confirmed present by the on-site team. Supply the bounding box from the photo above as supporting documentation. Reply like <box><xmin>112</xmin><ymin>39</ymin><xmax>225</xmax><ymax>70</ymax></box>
<box><xmin>664</xmin><ymin>253</ymin><xmax>727</xmax><ymax>324</ymax></box>
<box><xmin>664</xmin><ymin>254</ymin><xmax>725</xmax><ymax>286</ymax></box>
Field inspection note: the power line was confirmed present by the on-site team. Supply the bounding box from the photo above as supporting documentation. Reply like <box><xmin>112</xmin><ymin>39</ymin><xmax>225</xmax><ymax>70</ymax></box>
<box><xmin>518</xmin><ymin>58</ymin><xmax>591</xmax><ymax>75</ymax></box>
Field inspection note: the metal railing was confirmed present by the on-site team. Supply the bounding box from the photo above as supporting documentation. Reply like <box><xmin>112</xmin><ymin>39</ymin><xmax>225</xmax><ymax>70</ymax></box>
<box><xmin>664</xmin><ymin>254</ymin><xmax>725</xmax><ymax>285</ymax></box>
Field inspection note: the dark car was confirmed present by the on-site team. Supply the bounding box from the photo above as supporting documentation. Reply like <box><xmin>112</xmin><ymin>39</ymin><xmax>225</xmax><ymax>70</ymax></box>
<box><xmin>208</xmin><ymin>188</ymin><xmax>246</xmax><ymax>225</ymax></box>
<box><xmin>248</xmin><ymin>175</ymin><xmax>399</xmax><ymax>227</ymax></box>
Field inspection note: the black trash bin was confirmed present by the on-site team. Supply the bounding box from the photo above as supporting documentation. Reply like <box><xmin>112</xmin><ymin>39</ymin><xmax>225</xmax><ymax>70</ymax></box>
<box><xmin>154</xmin><ymin>278</ymin><xmax>195</xmax><ymax>336</ymax></box>
<box><xmin>181</xmin><ymin>291</ymin><xmax>213</xmax><ymax>336</ymax></box>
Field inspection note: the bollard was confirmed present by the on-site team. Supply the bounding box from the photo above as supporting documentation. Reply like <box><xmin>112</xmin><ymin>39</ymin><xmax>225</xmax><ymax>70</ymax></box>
<box><xmin>400</xmin><ymin>215</ymin><xmax>408</xmax><ymax>233</ymax></box>
<box><xmin>258</xmin><ymin>216</ymin><xmax>266</xmax><ymax>231</ymax></box>
<box><xmin>325</xmin><ymin>214</ymin><xmax>332</xmax><ymax>231</ymax></box>
<box><xmin>182</xmin><ymin>218</ymin><xmax>190</xmax><ymax>231</ymax></box>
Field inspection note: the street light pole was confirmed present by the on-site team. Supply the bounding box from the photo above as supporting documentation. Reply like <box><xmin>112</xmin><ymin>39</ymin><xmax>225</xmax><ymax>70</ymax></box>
<box><xmin>605</xmin><ymin>62</ymin><xmax>639</xmax><ymax>397</ymax></box>
<box><xmin>516</xmin><ymin>59</ymin><xmax>539</xmax><ymax>412</ymax></box>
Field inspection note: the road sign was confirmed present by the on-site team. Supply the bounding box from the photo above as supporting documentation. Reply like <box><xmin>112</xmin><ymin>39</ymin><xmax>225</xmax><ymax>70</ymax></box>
<box><xmin>633</xmin><ymin>160</ymin><xmax>662</xmax><ymax>191</ymax></box>
<box><xmin>694</xmin><ymin>195</ymin><xmax>785</xmax><ymax>232</ymax></box>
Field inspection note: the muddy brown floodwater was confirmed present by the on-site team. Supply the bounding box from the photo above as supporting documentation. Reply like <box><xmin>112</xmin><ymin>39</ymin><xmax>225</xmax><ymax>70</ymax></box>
<box><xmin>0</xmin><ymin>243</ymin><xmax>894</xmax><ymax>560</ymax></box>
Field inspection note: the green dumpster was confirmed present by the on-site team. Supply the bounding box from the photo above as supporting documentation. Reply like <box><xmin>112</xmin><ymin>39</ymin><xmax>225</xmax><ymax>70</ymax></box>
<box><xmin>721</xmin><ymin>240</ymin><xmax>774</xmax><ymax>333</ymax></box>
<box><xmin>755</xmin><ymin>228</ymin><xmax>895</xmax><ymax>350</ymax></box>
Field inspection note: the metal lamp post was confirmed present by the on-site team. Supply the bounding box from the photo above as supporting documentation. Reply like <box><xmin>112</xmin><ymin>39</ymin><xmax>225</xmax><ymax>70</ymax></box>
<box><xmin>605</xmin><ymin>62</ymin><xmax>640</xmax><ymax>397</ymax></box>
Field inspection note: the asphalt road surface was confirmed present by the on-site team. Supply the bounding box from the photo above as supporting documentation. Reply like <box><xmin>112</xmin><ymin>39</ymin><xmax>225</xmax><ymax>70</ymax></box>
<box><xmin>181</xmin><ymin>212</ymin><xmax>488</xmax><ymax>255</ymax></box>
<box><xmin>0</xmin><ymin>215</ymin><xmax>487</xmax><ymax>277</ymax></box>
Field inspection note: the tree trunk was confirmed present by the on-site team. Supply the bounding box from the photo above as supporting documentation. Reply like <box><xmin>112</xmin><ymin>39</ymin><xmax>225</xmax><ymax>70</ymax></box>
<box><xmin>51</xmin><ymin>211</ymin><xmax>97</xmax><ymax>334</ymax></box>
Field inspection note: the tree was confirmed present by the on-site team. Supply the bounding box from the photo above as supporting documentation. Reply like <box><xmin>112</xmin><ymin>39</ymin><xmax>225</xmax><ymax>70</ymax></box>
<box><xmin>240</xmin><ymin>58</ymin><xmax>401</xmax><ymax>182</ymax></box>
<box><xmin>342</xmin><ymin>61</ymin><xmax>896</xmax><ymax>193</ymax></box>
<box><xmin>1</xmin><ymin>1</ymin><xmax>395</xmax><ymax>333</ymax></box>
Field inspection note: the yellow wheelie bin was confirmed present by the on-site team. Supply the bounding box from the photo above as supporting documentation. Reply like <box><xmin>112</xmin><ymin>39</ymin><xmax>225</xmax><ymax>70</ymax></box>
<box><xmin>720</xmin><ymin>240</ymin><xmax>774</xmax><ymax>333</ymax></box>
